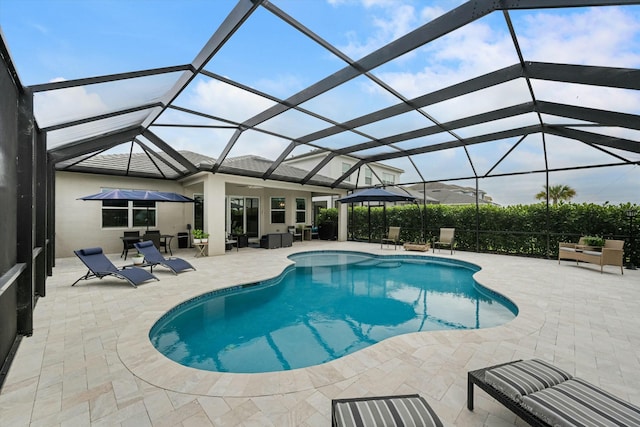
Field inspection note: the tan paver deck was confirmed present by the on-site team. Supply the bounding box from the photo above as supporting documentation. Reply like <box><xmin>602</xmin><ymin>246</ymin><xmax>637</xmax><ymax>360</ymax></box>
<box><xmin>1</xmin><ymin>241</ymin><xmax>639</xmax><ymax>426</ymax></box>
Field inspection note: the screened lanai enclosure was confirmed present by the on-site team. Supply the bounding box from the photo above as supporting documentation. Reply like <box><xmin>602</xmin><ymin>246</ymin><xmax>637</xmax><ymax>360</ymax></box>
<box><xmin>1</xmin><ymin>0</ymin><xmax>639</xmax><ymax>383</ymax></box>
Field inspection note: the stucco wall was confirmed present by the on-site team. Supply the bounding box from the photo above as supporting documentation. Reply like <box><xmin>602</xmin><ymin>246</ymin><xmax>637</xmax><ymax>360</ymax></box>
<box><xmin>55</xmin><ymin>172</ymin><xmax>191</xmax><ymax>257</ymax></box>
<box><xmin>56</xmin><ymin>171</ymin><xmax>346</xmax><ymax>258</ymax></box>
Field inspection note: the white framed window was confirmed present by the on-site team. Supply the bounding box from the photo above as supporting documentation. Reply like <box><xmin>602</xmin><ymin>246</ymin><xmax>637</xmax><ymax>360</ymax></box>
<box><xmin>271</xmin><ymin>197</ymin><xmax>286</xmax><ymax>224</ymax></box>
<box><xmin>342</xmin><ymin>162</ymin><xmax>352</xmax><ymax>182</ymax></box>
<box><xmin>296</xmin><ymin>198</ymin><xmax>306</xmax><ymax>223</ymax></box>
<box><xmin>382</xmin><ymin>172</ymin><xmax>395</xmax><ymax>185</ymax></box>
<box><xmin>100</xmin><ymin>188</ymin><xmax>157</xmax><ymax>228</ymax></box>
<box><xmin>365</xmin><ymin>168</ymin><xmax>372</xmax><ymax>185</ymax></box>
<box><xmin>102</xmin><ymin>200</ymin><xmax>156</xmax><ymax>228</ymax></box>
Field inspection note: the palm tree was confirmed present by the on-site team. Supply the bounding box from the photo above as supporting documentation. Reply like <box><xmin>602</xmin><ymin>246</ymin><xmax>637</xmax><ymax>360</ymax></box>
<box><xmin>535</xmin><ymin>184</ymin><xmax>577</xmax><ymax>205</ymax></box>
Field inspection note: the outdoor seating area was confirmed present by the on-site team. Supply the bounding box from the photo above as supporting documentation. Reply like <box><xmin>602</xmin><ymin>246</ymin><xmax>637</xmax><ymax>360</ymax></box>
<box><xmin>558</xmin><ymin>237</ymin><xmax>625</xmax><ymax>274</ymax></box>
<box><xmin>3</xmin><ymin>242</ymin><xmax>639</xmax><ymax>426</ymax></box>
<box><xmin>2</xmin><ymin>1</ymin><xmax>640</xmax><ymax>425</ymax></box>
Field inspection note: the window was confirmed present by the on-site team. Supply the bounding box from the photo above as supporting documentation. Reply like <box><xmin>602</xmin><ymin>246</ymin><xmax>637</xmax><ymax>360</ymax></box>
<box><xmin>101</xmin><ymin>190</ymin><xmax>157</xmax><ymax>228</ymax></box>
<box><xmin>271</xmin><ymin>197</ymin><xmax>285</xmax><ymax>224</ymax></box>
<box><xmin>296</xmin><ymin>198</ymin><xmax>306</xmax><ymax>223</ymax></box>
<box><xmin>133</xmin><ymin>201</ymin><xmax>156</xmax><ymax>228</ymax></box>
<box><xmin>102</xmin><ymin>200</ymin><xmax>128</xmax><ymax>228</ymax></box>
<box><xmin>342</xmin><ymin>162</ymin><xmax>351</xmax><ymax>182</ymax></box>
<box><xmin>365</xmin><ymin>168</ymin><xmax>372</xmax><ymax>185</ymax></box>
<box><xmin>382</xmin><ymin>172</ymin><xmax>395</xmax><ymax>185</ymax></box>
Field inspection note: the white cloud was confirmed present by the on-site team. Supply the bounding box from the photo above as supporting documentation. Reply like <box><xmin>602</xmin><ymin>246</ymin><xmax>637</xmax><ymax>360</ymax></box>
<box><xmin>34</xmin><ymin>78</ymin><xmax>108</xmax><ymax>128</ymax></box>
<box><xmin>519</xmin><ymin>7</ymin><xmax>640</xmax><ymax>67</ymax></box>
<box><xmin>188</xmin><ymin>79</ymin><xmax>277</xmax><ymax>123</ymax></box>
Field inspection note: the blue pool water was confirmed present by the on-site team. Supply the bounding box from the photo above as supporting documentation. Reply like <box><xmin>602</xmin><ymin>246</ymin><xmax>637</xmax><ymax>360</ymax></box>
<box><xmin>150</xmin><ymin>251</ymin><xmax>517</xmax><ymax>373</ymax></box>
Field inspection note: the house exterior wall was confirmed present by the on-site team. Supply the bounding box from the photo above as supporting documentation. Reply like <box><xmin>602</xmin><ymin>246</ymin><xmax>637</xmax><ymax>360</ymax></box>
<box><xmin>56</xmin><ymin>171</ymin><xmax>347</xmax><ymax>258</ymax></box>
<box><xmin>55</xmin><ymin>172</ymin><xmax>190</xmax><ymax>258</ymax></box>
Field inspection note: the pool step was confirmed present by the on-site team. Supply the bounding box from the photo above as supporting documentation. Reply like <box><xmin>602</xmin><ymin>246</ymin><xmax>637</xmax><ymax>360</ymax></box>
<box><xmin>353</xmin><ymin>260</ymin><xmax>402</xmax><ymax>269</ymax></box>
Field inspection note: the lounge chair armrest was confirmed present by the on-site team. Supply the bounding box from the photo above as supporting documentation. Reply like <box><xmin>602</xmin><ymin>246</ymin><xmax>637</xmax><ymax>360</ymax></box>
<box><xmin>601</xmin><ymin>248</ymin><xmax>624</xmax><ymax>264</ymax></box>
<box><xmin>602</xmin><ymin>248</ymin><xmax>623</xmax><ymax>254</ymax></box>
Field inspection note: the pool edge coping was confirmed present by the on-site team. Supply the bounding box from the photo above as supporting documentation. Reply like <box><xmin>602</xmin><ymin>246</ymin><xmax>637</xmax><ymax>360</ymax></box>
<box><xmin>117</xmin><ymin>248</ymin><xmax>542</xmax><ymax>398</ymax></box>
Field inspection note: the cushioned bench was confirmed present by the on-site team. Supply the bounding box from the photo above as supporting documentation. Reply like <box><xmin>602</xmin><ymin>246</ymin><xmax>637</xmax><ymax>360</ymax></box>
<box><xmin>332</xmin><ymin>394</ymin><xmax>442</xmax><ymax>427</ymax></box>
<box><xmin>558</xmin><ymin>238</ymin><xmax>625</xmax><ymax>274</ymax></box>
<box><xmin>468</xmin><ymin>359</ymin><xmax>640</xmax><ymax>426</ymax></box>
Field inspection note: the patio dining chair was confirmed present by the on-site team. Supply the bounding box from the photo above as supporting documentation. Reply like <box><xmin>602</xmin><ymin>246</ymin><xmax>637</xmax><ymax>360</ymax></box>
<box><xmin>143</xmin><ymin>230</ymin><xmax>161</xmax><ymax>250</ymax></box>
<box><xmin>288</xmin><ymin>226</ymin><xmax>302</xmax><ymax>242</ymax></box>
<box><xmin>121</xmin><ymin>231</ymin><xmax>140</xmax><ymax>260</ymax></box>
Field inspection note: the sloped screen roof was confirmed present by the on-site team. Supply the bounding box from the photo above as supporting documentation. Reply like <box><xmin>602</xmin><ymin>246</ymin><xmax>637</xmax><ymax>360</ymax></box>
<box><xmin>5</xmin><ymin>0</ymin><xmax>640</xmax><ymax>204</ymax></box>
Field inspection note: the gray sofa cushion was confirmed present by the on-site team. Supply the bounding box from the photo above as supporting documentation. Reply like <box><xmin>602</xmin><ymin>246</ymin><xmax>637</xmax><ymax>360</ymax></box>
<box><xmin>522</xmin><ymin>377</ymin><xmax>640</xmax><ymax>426</ymax></box>
<box><xmin>485</xmin><ymin>359</ymin><xmax>573</xmax><ymax>402</ymax></box>
<box><xmin>332</xmin><ymin>394</ymin><xmax>442</xmax><ymax>427</ymax></box>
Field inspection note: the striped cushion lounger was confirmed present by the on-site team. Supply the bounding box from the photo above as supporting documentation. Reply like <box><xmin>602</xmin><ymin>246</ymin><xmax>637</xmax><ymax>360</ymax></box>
<box><xmin>484</xmin><ymin>359</ymin><xmax>573</xmax><ymax>402</ymax></box>
<box><xmin>523</xmin><ymin>378</ymin><xmax>640</xmax><ymax>426</ymax></box>
<box><xmin>332</xmin><ymin>394</ymin><xmax>443</xmax><ymax>427</ymax></box>
<box><xmin>468</xmin><ymin>359</ymin><xmax>640</xmax><ymax>427</ymax></box>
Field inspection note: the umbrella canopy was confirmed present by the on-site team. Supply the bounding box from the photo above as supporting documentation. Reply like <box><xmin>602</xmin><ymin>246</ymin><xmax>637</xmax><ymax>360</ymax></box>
<box><xmin>79</xmin><ymin>189</ymin><xmax>194</xmax><ymax>231</ymax></box>
<box><xmin>79</xmin><ymin>189</ymin><xmax>194</xmax><ymax>203</ymax></box>
<box><xmin>336</xmin><ymin>188</ymin><xmax>416</xmax><ymax>204</ymax></box>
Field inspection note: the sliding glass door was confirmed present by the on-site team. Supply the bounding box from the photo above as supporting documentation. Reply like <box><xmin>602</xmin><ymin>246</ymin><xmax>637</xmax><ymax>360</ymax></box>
<box><xmin>245</xmin><ymin>197</ymin><xmax>259</xmax><ymax>238</ymax></box>
<box><xmin>228</xmin><ymin>196</ymin><xmax>259</xmax><ymax>238</ymax></box>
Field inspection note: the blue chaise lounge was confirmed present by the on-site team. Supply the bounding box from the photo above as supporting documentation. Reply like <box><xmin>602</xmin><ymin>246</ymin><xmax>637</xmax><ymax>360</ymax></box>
<box><xmin>73</xmin><ymin>247</ymin><xmax>158</xmax><ymax>288</ymax></box>
<box><xmin>134</xmin><ymin>240</ymin><xmax>195</xmax><ymax>275</ymax></box>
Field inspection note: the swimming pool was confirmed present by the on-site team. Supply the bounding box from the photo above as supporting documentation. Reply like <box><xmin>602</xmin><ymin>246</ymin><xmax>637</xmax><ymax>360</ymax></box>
<box><xmin>150</xmin><ymin>251</ymin><xmax>517</xmax><ymax>373</ymax></box>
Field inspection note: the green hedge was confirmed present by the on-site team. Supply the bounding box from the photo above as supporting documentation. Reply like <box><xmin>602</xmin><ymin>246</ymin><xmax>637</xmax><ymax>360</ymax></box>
<box><xmin>338</xmin><ymin>203</ymin><xmax>639</xmax><ymax>264</ymax></box>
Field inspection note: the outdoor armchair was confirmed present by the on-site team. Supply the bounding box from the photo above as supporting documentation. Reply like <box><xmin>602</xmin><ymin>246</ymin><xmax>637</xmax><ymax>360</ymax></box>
<box><xmin>134</xmin><ymin>240</ymin><xmax>195</xmax><ymax>275</ymax></box>
<box><xmin>433</xmin><ymin>228</ymin><xmax>455</xmax><ymax>255</ymax></box>
<box><xmin>73</xmin><ymin>247</ymin><xmax>158</xmax><ymax>288</ymax></box>
<box><xmin>381</xmin><ymin>226</ymin><xmax>401</xmax><ymax>249</ymax></box>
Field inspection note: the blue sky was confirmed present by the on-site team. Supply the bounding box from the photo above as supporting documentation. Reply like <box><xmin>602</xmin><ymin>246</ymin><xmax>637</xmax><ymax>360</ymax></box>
<box><xmin>1</xmin><ymin>0</ymin><xmax>639</xmax><ymax>206</ymax></box>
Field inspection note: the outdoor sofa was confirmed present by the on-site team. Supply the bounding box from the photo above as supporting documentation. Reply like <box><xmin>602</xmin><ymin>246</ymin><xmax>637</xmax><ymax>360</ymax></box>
<box><xmin>558</xmin><ymin>237</ymin><xmax>624</xmax><ymax>274</ymax></box>
<box><xmin>467</xmin><ymin>359</ymin><xmax>640</xmax><ymax>426</ymax></box>
<box><xmin>260</xmin><ymin>232</ymin><xmax>293</xmax><ymax>249</ymax></box>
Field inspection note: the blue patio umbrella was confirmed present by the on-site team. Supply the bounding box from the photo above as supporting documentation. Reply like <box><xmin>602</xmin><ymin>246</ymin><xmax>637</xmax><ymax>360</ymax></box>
<box><xmin>79</xmin><ymin>189</ymin><xmax>194</xmax><ymax>231</ymax></box>
<box><xmin>79</xmin><ymin>189</ymin><xmax>194</xmax><ymax>203</ymax></box>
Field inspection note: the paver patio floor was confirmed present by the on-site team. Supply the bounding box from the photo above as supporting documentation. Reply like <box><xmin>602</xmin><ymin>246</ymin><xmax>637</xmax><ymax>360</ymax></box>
<box><xmin>1</xmin><ymin>241</ymin><xmax>639</xmax><ymax>426</ymax></box>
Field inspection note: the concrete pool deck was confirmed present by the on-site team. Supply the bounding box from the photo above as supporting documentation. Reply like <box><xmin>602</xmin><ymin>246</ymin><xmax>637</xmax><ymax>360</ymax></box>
<box><xmin>1</xmin><ymin>241</ymin><xmax>639</xmax><ymax>426</ymax></box>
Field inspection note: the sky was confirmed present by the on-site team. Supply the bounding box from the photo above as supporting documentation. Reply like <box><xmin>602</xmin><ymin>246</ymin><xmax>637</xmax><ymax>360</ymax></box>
<box><xmin>1</xmin><ymin>0</ymin><xmax>639</xmax><ymax>206</ymax></box>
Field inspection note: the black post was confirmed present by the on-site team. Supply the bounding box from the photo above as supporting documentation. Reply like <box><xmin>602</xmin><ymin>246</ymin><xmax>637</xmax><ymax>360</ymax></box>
<box><xmin>626</xmin><ymin>209</ymin><xmax>637</xmax><ymax>270</ymax></box>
